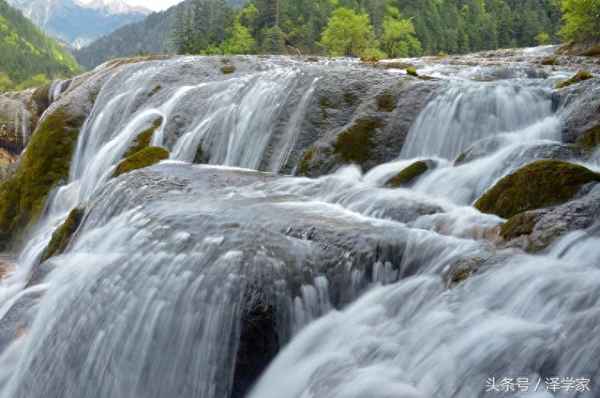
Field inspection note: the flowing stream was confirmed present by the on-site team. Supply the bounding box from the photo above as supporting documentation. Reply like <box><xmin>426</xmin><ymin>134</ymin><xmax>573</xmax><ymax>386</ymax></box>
<box><xmin>0</xmin><ymin>53</ymin><xmax>598</xmax><ymax>398</ymax></box>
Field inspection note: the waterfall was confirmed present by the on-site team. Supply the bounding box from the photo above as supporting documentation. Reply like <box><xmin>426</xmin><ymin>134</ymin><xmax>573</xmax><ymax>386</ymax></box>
<box><xmin>400</xmin><ymin>81</ymin><xmax>554</xmax><ymax>160</ymax></box>
<box><xmin>250</xmin><ymin>230</ymin><xmax>600</xmax><ymax>398</ymax></box>
<box><xmin>0</xmin><ymin>54</ymin><xmax>597</xmax><ymax>398</ymax></box>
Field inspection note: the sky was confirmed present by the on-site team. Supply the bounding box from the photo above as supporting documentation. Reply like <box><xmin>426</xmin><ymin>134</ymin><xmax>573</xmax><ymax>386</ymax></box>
<box><xmin>122</xmin><ymin>0</ymin><xmax>184</xmax><ymax>11</ymax></box>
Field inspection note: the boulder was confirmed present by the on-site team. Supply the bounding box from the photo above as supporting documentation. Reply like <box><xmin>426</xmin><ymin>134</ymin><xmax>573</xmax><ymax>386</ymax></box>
<box><xmin>114</xmin><ymin>147</ymin><xmax>169</xmax><ymax>177</ymax></box>
<box><xmin>475</xmin><ymin>160</ymin><xmax>600</xmax><ymax>219</ymax></box>
<box><xmin>500</xmin><ymin>185</ymin><xmax>600</xmax><ymax>252</ymax></box>
<box><xmin>385</xmin><ymin>160</ymin><xmax>432</xmax><ymax>188</ymax></box>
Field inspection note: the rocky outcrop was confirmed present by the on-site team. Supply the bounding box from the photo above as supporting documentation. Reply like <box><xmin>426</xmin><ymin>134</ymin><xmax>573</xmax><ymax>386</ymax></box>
<box><xmin>114</xmin><ymin>147</ymin><xmax>169</xmax><ymax>177</ymax></box>
<box><xmin>556</xmin><ymin>77</ymin><xmax>600</xmax><ymax>144</ymax></box>
<box><xmin>499</xmin><ymin>185</ymin><xmax>600</xmax><ymax>252</ymax></box>
<box><xmin>475</xmin><ymin>160</ymin><xmax>600</xmax><ymax>219</ymax></box>
<box><xmin>297</xmin><ymin>80</ymin><xmax>439</xmax><ymax>177</ymax></box>
<box><xmin>0</xmin><ymin>58</ymin><xmax>161</xmax><ymax>249</ymax></box>
<box><xmin>385</xmin><ymin>160</ymin><xmax>433</xmax><ymax>188</ymax></box>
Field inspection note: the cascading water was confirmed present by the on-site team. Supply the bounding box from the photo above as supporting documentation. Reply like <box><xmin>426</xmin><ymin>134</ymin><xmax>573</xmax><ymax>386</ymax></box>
<box><xmin>400</xmin><ymin>81</ymin><xmax>555</xmax><ymax>160</ymax></box>
<box><xmin>0</xmin><ymin>52</ymin><xmax>598</xmax><ymax>398</ymax></box>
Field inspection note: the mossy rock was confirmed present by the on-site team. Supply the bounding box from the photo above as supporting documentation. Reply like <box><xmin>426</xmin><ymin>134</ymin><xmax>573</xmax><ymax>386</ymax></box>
<box><xmin>475</xmin><ymin>160</ymin><xmax>600</xmax><ymax>219</ymax></box>
<box><xmin>376</xmin><ymin>92</ymin><xmax>397</xmax><ymax>112</ymax></box>
<box><xmin>333</xmin><ymin>117</ymin><xmax>383</xmax><ymax>165</ymax></box>
<box><xmin>556</xmin><ymin>70</ymin><xmax>593</xmax><ymax>89</ymax></box>
<box><xmin>575</xmin><ymin>125</ymin><xmax>600</xmax><ymax>153</ymax></box>
<box><xmin>385</xmin><ymin>161</ymin><xmax>429</xmax><ymax>188</ymax></box>
<box><xmin>540</xmin><ymin>57</ymin><xmax>558</xmax><ymax>66</ymax></box>
<box><xmin>222</xmin><ymin>64</ymin><xmax>236</xmax><ymax>74</ymax></box>
<box><xmin>581</xmin><ymin>45</ymin><xmax>600</xmax><ymax>57</ymax></box>
<box><xmin>499</xmin><ymin>211</ymin><xmax>542</xmax><ymax>241</ymax></box>
<box><xmin>406</xmin><ymin>67</ymin><xmax>418</xmax><ymax>77</ymax></box>
<box><xmin>123</xmin><ymin>118</ymin><xmax>162</xmax><ymax>159</ymax></box>
<box><xmin>114</xmin><ymin>146</ymin><xmax>169</xmax><ymax>177</ymax></box>
<box><xmin>0</xmin><ymin>106</ymin><xmax>83</xmax><ymax>249</ymax></box>
<box><xmin>447</xmin><ymin>256</ymin><xmax>487</xmax><ymax>288</ymax></box>
<box><xmin>40</xmin><ymin>208</ymin><xmax>84</xmax><ymax>262</ymax></box>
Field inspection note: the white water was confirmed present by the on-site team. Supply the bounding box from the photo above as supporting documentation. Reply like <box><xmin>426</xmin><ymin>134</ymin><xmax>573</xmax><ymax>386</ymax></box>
<box><xmin>0</xmin><ymin>54</ymin><xmax>597</xmax><ymax>398</ymax></box>
<box><xmin>401</xmin><ymin>81</ymin><xmax>554</xmax><ymax>160</ymax></box>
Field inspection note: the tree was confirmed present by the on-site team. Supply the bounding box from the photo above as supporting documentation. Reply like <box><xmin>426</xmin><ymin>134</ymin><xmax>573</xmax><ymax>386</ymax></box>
<box><xmin>380</xmin><ymin>6</ymin><xmax>422</xmax><ymax>57</ymax></box>
<box><xmin>0</xmin><ymin>73</ymin><xmax>14</xmax><ymax>92</ymax></box>
<box><xmin>221</xmin><ymin>19</ymin><xmax>257</xmax><ymax>54</ymax></box>
<box><xmin>560</xmin><ymin>0</ymin><xmax>600</xmax><ymax>42</ymax></box>
<box><xmin>536</xmin><ymin>32</ymin><xmax>551</xmax><ymax>45</ymax></box>
<box><xmin>260</xmin><ymin>26</ymin><xmax>286</xmax><ymax>53</ymax></box>
<box><xmin>320</xmin><ymin>7</ymin><xmax>380</xmax><ymax>57</ymax></box>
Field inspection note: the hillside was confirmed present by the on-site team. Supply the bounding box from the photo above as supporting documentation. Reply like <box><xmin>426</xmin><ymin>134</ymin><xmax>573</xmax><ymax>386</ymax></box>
<box><xmin>74</xmin><ymin>5</ymin><xmax>177</xmax><ymax>68</ymax></box>
<box><xmin>0</xmin><ymin>0</ymin><xmax>79</xmax><ymax>90</ymax></box>
<box><xmin>6</xmin><ymin>0</ymin><xmax>149</xmax><ymax>48</ymax></box>
<box><xmin>76</xmin><ymin>0</ymin><xmax>562</xmax><ymax>68</ymax></box>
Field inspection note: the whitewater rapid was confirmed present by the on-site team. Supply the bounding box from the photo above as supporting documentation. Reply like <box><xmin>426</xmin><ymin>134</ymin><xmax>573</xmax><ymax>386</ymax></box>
<box><xmin>0</xmin><ymin>53</ymin><xmax>597</xmax><ymax>398</ymax></box>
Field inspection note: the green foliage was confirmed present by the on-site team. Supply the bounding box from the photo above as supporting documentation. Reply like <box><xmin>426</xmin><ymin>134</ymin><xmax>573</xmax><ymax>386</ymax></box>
<box><xmin>475</xmin><ymin>160</ymin><xmax>600</xmax><ymax>219</ymax></box>
<box><xmin>41</xmin><ymin>208</ymin><xmax>84</xmax><ymax>262</ymax></box>
<box><xmin>320</xmin><ymin>7</ymin><xmax>380</xmax><ymax>57</ymax></box>
<box><xmin>0</xmin><ymin>72</ymin><xmax>13</xmax><ymax>92</ymax></box>
<box><xmin>114</xmin><ymin>147</ymin><xmax>169</xmax><ymax>177</ymax></box>
<box><xmin>381</xmin><ymin>6</ymin><xmax>422</xmax><ymax>57</ymax></box>
<box><xmin>0</xmin><ymin>107</ymin><xmax>83</xmax><ymax>248</ymax></box>
<box><xmin>0</xmin><ymin>0</ymin><xmax>79</xmax><ymax>89</ymax></box>
<box><xmin>536</xmin><ymin>31</ymin><xmax>551</xmax><ymax>45</ymax></box>
<box><xmin>260</xmin><ymin>25</ymin><xmax>286</xmax><ymax>53</ymax></box>
<box><xmin>385</xmin><ymin>161</ymin><xmax>429</xmax><ymax>187</ymax></box>
<box><xmin>560</xmin><ymin>0</ymin><xmax>600</xmax><ymax>42</ymax></box>
<box><xmin>221</xmin><ymin>19</ymin><xmax>257</xmax><ymax>54</ymax></box>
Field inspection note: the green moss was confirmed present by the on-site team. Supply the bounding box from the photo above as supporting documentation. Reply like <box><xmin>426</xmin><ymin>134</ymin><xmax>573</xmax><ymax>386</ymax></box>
<box><xmin>319</xmin><ymin>97</ymin><xmax>334</xmax><ymax>109</ymax></box>
<box><xmin>333</xmin><ymin>117</ymin><xmax>383</xmax><ymax>165</ymax></box>
<box><xmin>541</xmin><ymin>57</ymin><xmax>558</xmax><ymax>66</ymax></box>
<box><xmin>475</xmin><ymin>160</ymin><xmax>600</xmax><ymax>219</ymax></box>
<box><xmin>556</xmin><ymin>70</ymin><xmax>593</xmax><ymax>89</ymax></box>
<box><xmin>222</xmin><ymin>64</ymin><xmax>236</xmax><ymax>74</ymax></box>
<box><xmin>114</xmin><ymin>146</ymin><xmax>169</xmax><ymax>177</ymax></box>
<box><xmin>0</xmin><ymin>106</ymin><xmax>82</xmax><ymax>248</ymax></box>
<box><xmin>40</xmin><ymin>208</ymin><xmax>84</xmax><ymax>262</ymax></box>
<box><xmin>297</xmin><ymin>147</ymin><xmax>316</xmax><ymax>176</ymax></box>
<box><xmin>193</xmin><ymin>143</ymin><xmax>204</xmax><ymax>164</ymax></box>
<box><xmin>455</xmin><ymin>152</ymin><xmax>467</xmax><ymax>165</ymax></box>
<box><xmin>149</xmin><ymin>84</ymin><xmax>161</xmax><ymax>97</ymax></box>
<box><xmin>406</xmin><ymin>67</ymin><xmax>418</xmax><ymax>77</ymax></box>
<box><xmin>575</xmin><ymin>125</ymin><xmax>600</xmax><ymax>153</ymax></box>
<box><xmin>500</xmin><ymin>211</ymin><xmax>540</xmax><ymax>241</ymax></box>
<box><xmin>31</xmin><ymin>83</ymin><xmax>51</xmax><ymax>113</ymax></box>
<box><xmin>343</xmin><ymin>92</ymin><xmax>358</xmax><ymax>106</ymax></box>
<box><xmin>376</xmin><ymin>92</ymin><xmax>397</xmax><ymax>112</ymax></box>
<box><xmin>123</xmin><ymin>118</ymin><xmax>162</xmax><ymax>159</ymax></box>
<box><xmin>385</xmin><ymin>161</ymin><xmax>429</xmax><ymax>188</ymax></box>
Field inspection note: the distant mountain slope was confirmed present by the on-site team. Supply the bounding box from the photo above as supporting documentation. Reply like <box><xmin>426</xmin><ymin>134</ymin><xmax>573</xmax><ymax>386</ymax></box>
<box><xmin>74</xmin><ymin>5</ymin><xmax>177</xmax><ymax>68</ymax></box>
<box><xmin>74</xmin><ymin>0</ymin><xmax>249</xmax><ymax>69</ymax></box>
<box><xmin>6</xmin><ymin>0</ymin><xmax>149</xmax><ymax>48</ymax></box>
<box><xmin>0</xmin><ymin>0</ymin><xmax>79</xmax><ymax>88</ymax></box>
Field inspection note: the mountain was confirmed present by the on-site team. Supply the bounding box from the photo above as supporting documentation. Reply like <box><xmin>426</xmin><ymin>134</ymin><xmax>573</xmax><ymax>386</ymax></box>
<box><xmin>74</xmin><ymin>5</ymin><xmax>176</xmax><ymax>68</ymax></box>
<box><xmin>5</xmin><ymin>0</ymin><xmax>150</xmax><ymax>48</ymax></box>
<box><xmin>0</xmin><ymin>0</ymin><xmax>79</xmax><ymax>89</ymax></box>
<box><xmin>74</xmin><ymin>0</ymin><xmax>248</xmax><ymax>69</ymax></box>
